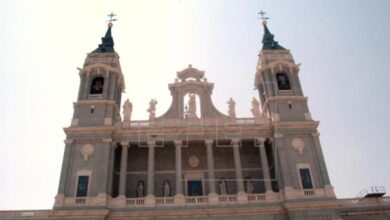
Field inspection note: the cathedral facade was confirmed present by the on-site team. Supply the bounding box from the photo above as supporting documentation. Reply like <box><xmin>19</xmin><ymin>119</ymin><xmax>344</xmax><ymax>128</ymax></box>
<box><xmin>0</xmin><ymin>20</ymin><xmax>389</xmax><ymax>220</ymax></box>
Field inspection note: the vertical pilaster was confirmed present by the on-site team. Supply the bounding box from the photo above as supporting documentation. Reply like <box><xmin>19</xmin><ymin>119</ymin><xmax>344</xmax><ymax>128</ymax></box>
<box><xmin>147</xmin><ymin>141</ymin><xmax>155</xmax><ymax>196</ymax></box>
<box><xmin>232</xmin><ymin>139</ymin><xmax>244</xmax><ymax>193</ymax></box>
<box><xmin>205</xmin><ymin>140</ymin><xmax>216</xmax><ymax>194</ymax></box>
<box><xmin>174</xmin><ymin>140</ymin><xmax>183</xmax><ymax>195</ymax></box>
<box><xmin>232</xmin><ymin>139</ymin><xmax>247</xmax><ymax>203</ymax></box>
<box><xmin>144</xmin><ymin>141</ymin><xmax>156</xmax><ymax>206</ymax></box>
<box><xmin>118</xmin><ymin>142</ymin><xmax>129</xmax><ymax>197</ymax></box>
<box><xmin>257</xmin><ymin>138</ymin><xmax>272</xmax><ymax>192</ymax></box>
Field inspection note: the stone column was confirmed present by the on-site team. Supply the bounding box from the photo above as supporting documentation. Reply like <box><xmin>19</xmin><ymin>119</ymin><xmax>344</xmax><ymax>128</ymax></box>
<box><xmin>118</xmin><ymin>142</ymin><xmax>129</xmax><ymax>198</ymax></box>
<box><xmin>205</xmin><ymin>139</ymin><xmax>218</xmax><ymax>204</ymax></box>
<box><xmin>232</xmin><ymin>139</ymin><xmax>247</xmax><ymax>203</ymax></box>
<box><xmin>174</xmin><ymin>140</ymin><xmax>185</xmax><ymax>204</ymax></box>
<box><xmin>312</xmin><ymin>132</ymin><xmax>335</xmax><ymax>197</ymax></box>
<box><xmin>54</xmin><ymin>139</ymin><xmax>74</xmax><ymax>207</ymax></box>
<box><xmin>145</xmin><ymin>141</ymin><xmax>156</xmax><ymax>206</ymax></box>
<box><xmin>256</xmin><ymin>138</ymin><xmax>272</xmax><ymax>192</ymax></box>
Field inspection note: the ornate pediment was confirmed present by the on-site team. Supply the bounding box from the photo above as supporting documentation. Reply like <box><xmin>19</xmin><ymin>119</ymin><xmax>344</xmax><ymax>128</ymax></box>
<box><xmin>177</xmin><ymin>64</ymin><xmax>205</xmax><ymax>82</ymax></box>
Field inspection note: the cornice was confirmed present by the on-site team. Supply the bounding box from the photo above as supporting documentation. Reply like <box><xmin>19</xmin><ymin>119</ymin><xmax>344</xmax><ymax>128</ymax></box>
<box><xmin>73</xmin><ymin>100</ymin><xmax>118</xmax><ymax>108</ymax></box>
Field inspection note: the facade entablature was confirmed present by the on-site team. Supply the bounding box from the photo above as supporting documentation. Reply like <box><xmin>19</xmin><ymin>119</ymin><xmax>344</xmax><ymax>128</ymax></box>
<box><xmin>258</xmin><ymin>60</ymin><xmax>300</xmax><ymax>73</ymax></box>
<box><xmin>84</xmin><ymin>52</ymin><xmax>120</xmax><ymax>68</ymax></box>
<box><xmin>258</xmin><ymin>50</ymin><xmax>294</xmax><ymax>64</ymax></box>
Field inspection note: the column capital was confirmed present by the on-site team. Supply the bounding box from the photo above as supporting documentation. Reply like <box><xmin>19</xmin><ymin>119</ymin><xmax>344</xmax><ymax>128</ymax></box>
<box><xmin>174</xmin><ymin>140</ymin><xmax>182</xmax><ymax>147</ymax></box>
<box><xmin>311</xmin><ymin>132</ymin><xmax>320</xmax><ymax>137</ymax></box>
<box><xmin>231</xmin><ymin>138</ymin><xmax>240</xmax><ymax>146</ymax></box>
<box><xmin>274</xmin><ymin>133</ymin><xmax>283</xmax><ymax>138</ymax></box>
<box><xmin>205</xmin><ymin>139</ymin><xmax>213</xmax><ymax>146</ymax></box>
<box><xmin>255</xmin><ymin>138</ymin><xmax>265</xmax><ymax>146</ymax></box>
<box><xmin>120</xmin><ymin>141</ymin><xmax>130</xmax><ymax>147</ymax></box>
<box><xmin>147</xmin><ymin>140</ymin><xmax>156</xmax><ymax>147</ymax></box>
<box><xmin>64</xmin><ymin>139</ymin><xmax>74</xmax><ymax>144</ymax></box>
<box><xmin>103</xmin><ymin>138</ymin><xmax>113</xmax><ymax>143</ymax></box>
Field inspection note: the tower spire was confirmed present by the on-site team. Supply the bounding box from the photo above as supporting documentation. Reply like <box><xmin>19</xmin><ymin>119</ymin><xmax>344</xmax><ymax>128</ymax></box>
<box><xmin>92</xmin><ymin>13</ymin><xmax>118</xmax><ymax>53</ymax></box>
<box><xmin>257</xmin><ymin>11</ymin><xmax>285</xmax><ymax>51</ymax></box>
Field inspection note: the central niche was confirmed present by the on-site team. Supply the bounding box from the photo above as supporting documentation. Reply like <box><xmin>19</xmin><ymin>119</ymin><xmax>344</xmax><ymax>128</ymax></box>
<box><xmin>183</xmin><ymin>93</ymin><xmax>201</xmax><ymax>119</ymax></box>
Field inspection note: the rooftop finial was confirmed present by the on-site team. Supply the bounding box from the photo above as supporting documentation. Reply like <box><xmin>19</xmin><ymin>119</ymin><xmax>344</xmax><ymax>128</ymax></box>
<box><xmin>258</xmin><ymin>10</ymin><xmax>269</xmax><ymax>25</ymax></box>
<box><xmin>107</xmin><ymin>12</ymin><xmax>118</xmax><ymax>27</ymax></box>
<box><xmin>91</xmin><ymin>13</ymin><xmax>117</xmax><ymax>53</ymax></box>
<box><xmin>257</xmin><ymin>10</ymin><xmax>286</xmax><ymax>51</ymax></box>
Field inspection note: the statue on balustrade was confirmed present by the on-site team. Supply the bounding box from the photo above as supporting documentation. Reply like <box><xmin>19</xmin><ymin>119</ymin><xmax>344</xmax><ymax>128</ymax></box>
<box><xmin>245</xmin><ymin>177</ymin><xmax>254</xmax><ymax>194</ymax></box>
<box><xmin>163</xmin><ymin>180</ymin><xmax>171</xmax><ymax>197</ymax></box>
<box><xmin>219</xmin><ymin>179</ymin><xmax>228</xmax><ymax>195</ymax></box>
<box><xmin>227</xmin><ymin>98</ymin><xmax>236</xmax><ymax>118</ymax></box>
<box><xmin>137</xmin><ymin>181</ymin><xmax>145</xmax><ymax>197</ymax></box>
<box><xmin>147</xmin><ymin>99</ymin><xmax>158</xmax><ymax>120</ymax></box>
<box><xmin>122</xmin><ymin>99</ymin><xmax>133</xmax><ymax>127</ymax></box>
<box><xmin>251</xmin><ymin>97</ymin><xmax>261</xmax><ymax>119</ymax></box>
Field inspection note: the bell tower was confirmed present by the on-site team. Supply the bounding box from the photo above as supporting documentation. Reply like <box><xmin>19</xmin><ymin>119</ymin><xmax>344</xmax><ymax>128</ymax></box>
<box><xmin>254</xmin><ymin>15</ymin><xmax>335</xmax><ymax>202</ymax></box>
<box><xmin>71</xmin><ymin>21</ymin><xmax>125</xmax><ymax>127</ymax></box>
<box><xmin>254</xmin><ymin>19</ymin><xmax>311</xmax><ymax>123</ymax></box>
<box><xmin>54</xmin><ymin>18</ymin><xmax>124</xmax><ymax>209</ymax></box>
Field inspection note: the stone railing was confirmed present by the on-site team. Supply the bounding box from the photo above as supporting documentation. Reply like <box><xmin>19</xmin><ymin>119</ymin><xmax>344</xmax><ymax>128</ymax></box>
<box><xmin>126</xmin><ymin>198</ymin><xmax>145</xmax><ymax>207</ymax></box>
<box><xmin>186</xmin><ymin>196</ymin><xmax>209</xmax><ymax>205</ymax></box>
<box><xmin>0</xmin><ymin>210</ymin><xmax>49</xmax><ymax>218</ymax></box>
<box><xmin>247</xmin><ymin>193</ymin><xmax>266</xmax><ymax>202</ymax></box>
<box><xmin>59</xmin><ymin>193</ymin><xmax>284</xmax><ymax>208</ymax></box>
<box><xmin>88</xmin><ymin>94</ymin><xmax>103</xmax><ymax>100</ymax></box>
<box><xmin>218</xmin><ymin>194</ymin><xmax>237</xmax><ymax>203</ymax></box>
<box><xmin>156</xmin><ymin>197</ymin><xmax>175</xmax><ymax>206</ymax></box>
<box><xmin>125</xmin><ymin>117</ymin><xmax>270</xmax><ymax>129</ymax></box>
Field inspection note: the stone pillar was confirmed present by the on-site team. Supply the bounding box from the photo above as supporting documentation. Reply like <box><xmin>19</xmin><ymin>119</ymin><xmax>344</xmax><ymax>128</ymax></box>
<box><xmin>54</xmin><ymin>139</ymin><xmax>74</xmax><ymax>207</ymax></box>
<box><xmin>205</xmin><ymin>139</ymin><xmax>218</xmax><ymax>204</ymax></box>
<box><xmin>232</xmin><ymin>139</ymin><xmax>247</xmax><ymax>203</ymax></box>
<box><xmin>118</xmin><ymin>142</ymin><xmax>129</xmax><ymax>198</ymax></box>
<box><xmin>174</xmin><ymin>140</ymin><xmax>185</xmax><ymax>205</ymax></box>
<box><xmin>145</xmin><ymin>141</ymin><xmax>156</xmax><ymax>206</ymax></box>
<box><xmin>257</xmin><ymin>138</ymin><xmax>272</xmax><ymax>192</ymax></box>
<box><xmin>312</xmin><ymin>132</ymin><xmax>335</xmax><ymax>197</ymax></box>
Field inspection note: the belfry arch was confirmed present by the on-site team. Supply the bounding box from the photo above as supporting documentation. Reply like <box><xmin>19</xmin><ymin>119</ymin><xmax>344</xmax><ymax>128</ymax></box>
<box><xmin>158</xmin><ymin>65</ymin><xmax>227</xmax><ymax>119</ymax></box>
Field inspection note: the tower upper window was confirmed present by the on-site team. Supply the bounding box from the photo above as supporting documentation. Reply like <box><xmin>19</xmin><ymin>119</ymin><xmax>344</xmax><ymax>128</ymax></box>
<box><xmin>90</xmin><ymin>77</ymin><xmax>104</xmax><ymax>94</ymax></box>
<box><xmin>276</xmin><ymin>73</ymin><xmax>291</xmax><ymax>90</ymax></box>
<box><xmin>76</xmin><ymin>175</ymin><xmax>89</xmax><ymax>197</ymax></box>
<box><xmin>299</xmin><ymin>168</ymin><xmax>313</xmax><ymax>189</ymax></box>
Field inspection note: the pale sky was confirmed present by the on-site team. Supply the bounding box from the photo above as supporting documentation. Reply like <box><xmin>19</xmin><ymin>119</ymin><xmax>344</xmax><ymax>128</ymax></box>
<box><xmin>1</xmin><ymin>0</ymin><xmax>390</xmax><ymax>210</ymax></box>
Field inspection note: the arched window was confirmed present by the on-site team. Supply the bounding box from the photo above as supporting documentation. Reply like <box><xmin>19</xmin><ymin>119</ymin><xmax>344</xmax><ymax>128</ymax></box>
<box><xmin>276</xmin><ymin>73</ymin><xmax>291</xmax><ymax>90</ymax></box>
<box><xmin>90</xmin><ymin>77</ymin><xmax>104</xmax><ymax>94</ymax></box>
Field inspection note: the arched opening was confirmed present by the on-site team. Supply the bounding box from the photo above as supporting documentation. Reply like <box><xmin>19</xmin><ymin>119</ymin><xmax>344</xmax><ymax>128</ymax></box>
<box><xmin>276</xmin><ymin>73</ymin><xmax>291</xmax><ymax>90</ymax></box>
<box><xmin>183</xmin><ymin>93</ymin><xmax>201</xmax><ymax>119</ymax></box>
<box><xmin>90</xmin><ymin>76</ymin><xmax>104</xmax><ymax>94</ymax></box>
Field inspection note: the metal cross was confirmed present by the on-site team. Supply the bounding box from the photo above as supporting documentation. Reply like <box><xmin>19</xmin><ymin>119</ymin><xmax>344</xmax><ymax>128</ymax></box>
<box><xmin>258</xmin><ymin>10</ymin><xmax>269</xmax><ymax>20</ymax></box>
<box><xmin>107</xmin><ymin>12</ymin><xmax>118</xmax><ymax>23</ymax></box>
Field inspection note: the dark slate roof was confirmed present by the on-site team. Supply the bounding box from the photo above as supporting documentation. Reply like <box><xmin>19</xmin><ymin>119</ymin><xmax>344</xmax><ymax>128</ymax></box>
<box><xmin>92</xmin><ymin>24</ymin><xmax>115</xmax><ymax>53</ymax></box>
<box><xmin>262</xmin><ymin>22</ymin><xmax>286</xmax><ymax>50</ymax></box>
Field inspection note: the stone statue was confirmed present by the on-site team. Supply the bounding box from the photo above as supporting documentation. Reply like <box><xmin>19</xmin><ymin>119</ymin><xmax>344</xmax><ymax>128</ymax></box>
<box><xmin>147</xmin><ymin>99</ymin><xmax>158</xmax><ymax>120</ymax></box>
<box><xmin>219</xmin><ymin>179</ymin><xmax>227</xmax><ymax>195</ymax></box>
<box><xmin>163</xmin><ymin>180</ymin><xmax>171</xmax><ymax>197</ymax></box>
<box><xmin>187</xmin><ymin>93</ymin><xmax>198</xmax><ymax>119</ymax></box>
<box><xmin>251</xmin><ymin>97</ymin><xmax>261</xmax><ymax>119</ymax></box>
<box><xmin>122</xmin><ymin>99</ymin><xmax>132</xmax><ymax>127</ymax></box>
<box><xmin>227</xmin><ymin>98</ymin><xmax>236</xmax><ymax>118</ymax></box>
<box><xmin>245</xmin><ymin>178</ymin><xmax>254</xmax><ymax>194</ymax></box>
<box><xmin>137</xmin><ymin>181</ymin><xmax>145</xmax><ymax>197</ymax></box>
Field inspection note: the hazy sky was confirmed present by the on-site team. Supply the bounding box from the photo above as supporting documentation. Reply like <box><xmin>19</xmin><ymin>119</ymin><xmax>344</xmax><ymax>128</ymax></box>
<box><xmin>1</xmin><ymin>0</ymin><xmax>389</xmax><ymax>210</ymax></box>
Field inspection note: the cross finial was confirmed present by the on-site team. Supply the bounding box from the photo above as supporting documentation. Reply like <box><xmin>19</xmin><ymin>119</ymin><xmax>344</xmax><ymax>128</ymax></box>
<box><xmin>107</xmin><ymin>12</ymin><xmax>118</xmax><ymax>24</ymax></box>
<box><xmin>258</xmin><ymin>10</ymin><xmax>270</xmax><ymax>25</ymax></box>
